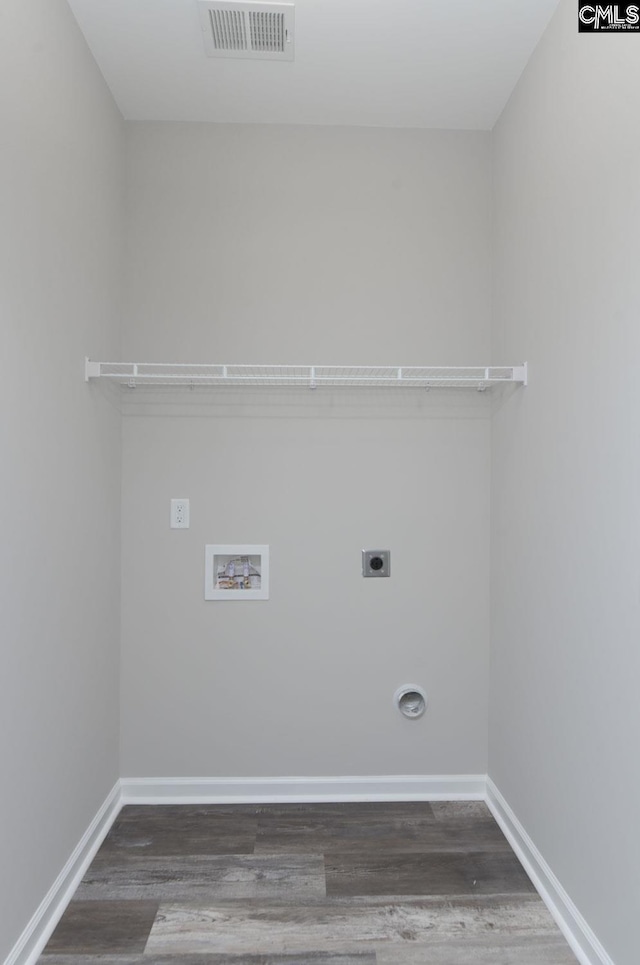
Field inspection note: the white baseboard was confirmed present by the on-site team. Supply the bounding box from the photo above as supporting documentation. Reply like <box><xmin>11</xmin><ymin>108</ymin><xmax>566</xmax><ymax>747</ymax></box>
<box><xmin>486</xmin><ymin>778</ymin><xmax>614</xmax><ymax>965</ymax></box>
<box><xmin>120</xmin><ymin>774</ymin><xmax>486</xmax><ymax>804</ymax></box>
<box><xmin>4</xmin><ymin>781</ymin><xmax>122</xmax><ymax>965</ymax></box>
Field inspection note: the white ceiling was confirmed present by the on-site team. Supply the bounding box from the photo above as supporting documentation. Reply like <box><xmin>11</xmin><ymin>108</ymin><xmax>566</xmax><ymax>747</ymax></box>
<box><xmin>67</xmin><ymin>0</ymin><xmax>560</xmax><ymax>130</ymax></box>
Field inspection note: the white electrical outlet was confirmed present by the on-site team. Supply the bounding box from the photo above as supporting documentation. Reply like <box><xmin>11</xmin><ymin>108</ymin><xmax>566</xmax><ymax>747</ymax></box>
<box><xmin>170</xmin><ymin>498</ymin><xmax>190</xmax><ymax>529</ymax></box>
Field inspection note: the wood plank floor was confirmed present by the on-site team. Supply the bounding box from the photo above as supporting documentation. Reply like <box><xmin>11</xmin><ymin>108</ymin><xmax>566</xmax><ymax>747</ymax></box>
<box><xmin>39</xmin><ymin>802</ymin><xmax>578</xmax><ymax>964</ymax></box>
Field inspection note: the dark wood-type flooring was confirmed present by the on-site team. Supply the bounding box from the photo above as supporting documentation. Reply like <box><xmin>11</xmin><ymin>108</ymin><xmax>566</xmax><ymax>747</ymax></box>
<box><xmin>39</xmin><ymin>801</ymin><xmax>578</xmax><ymax>963</ymax></box>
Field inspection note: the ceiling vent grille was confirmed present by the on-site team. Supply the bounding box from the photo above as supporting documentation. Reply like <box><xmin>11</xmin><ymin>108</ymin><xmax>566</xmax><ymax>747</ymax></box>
<box><xmin>198</xmin><ymin>2</ymin><xmax>294</xmax><ymax>61</ymax></box>
<box><xmin>210</xmin><ymin>9</ymin><xmax>247</xmax><ymax>52</ymax></box>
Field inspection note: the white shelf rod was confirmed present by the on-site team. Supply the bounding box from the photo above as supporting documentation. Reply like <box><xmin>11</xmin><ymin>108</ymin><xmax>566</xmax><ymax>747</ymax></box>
<box><xmin>85</xmin><ymin>359</ymin><xmax>528</xmax><ymax>389</ymax></box>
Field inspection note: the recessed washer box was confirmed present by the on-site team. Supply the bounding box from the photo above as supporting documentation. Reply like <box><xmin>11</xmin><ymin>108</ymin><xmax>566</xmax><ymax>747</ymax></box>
<box><xmin>362</xmin><ymin>550</ymin><xmax>390</xmax><ymax>578</ymax></box>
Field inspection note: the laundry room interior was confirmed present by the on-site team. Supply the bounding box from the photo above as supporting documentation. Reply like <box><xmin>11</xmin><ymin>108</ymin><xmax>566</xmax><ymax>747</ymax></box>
<box><xmin>2</xmin><ymin>2</ymin><xmax>639</xmax><ymax>965</ymax></box>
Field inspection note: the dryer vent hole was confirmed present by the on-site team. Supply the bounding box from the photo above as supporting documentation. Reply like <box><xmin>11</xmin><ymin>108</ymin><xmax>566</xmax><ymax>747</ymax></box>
<box><xmin>395</xmin><ymin>686</ymin><xmax>427</xmax><ymax>719</ymax></box>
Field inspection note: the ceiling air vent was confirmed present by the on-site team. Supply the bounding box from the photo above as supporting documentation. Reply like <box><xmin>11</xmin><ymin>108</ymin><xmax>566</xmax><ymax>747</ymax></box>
<box><xmin>198</xmin><ymin>1</ymin><xmax>294</xmax><ymax>61</ymax></box>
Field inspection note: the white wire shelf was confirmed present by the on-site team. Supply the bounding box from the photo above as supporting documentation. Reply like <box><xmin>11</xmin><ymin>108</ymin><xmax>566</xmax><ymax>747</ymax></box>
<box><xmin>85</xmin><ymin>359</ymin><xmax>527</xmax><ymax>391</ymax></box>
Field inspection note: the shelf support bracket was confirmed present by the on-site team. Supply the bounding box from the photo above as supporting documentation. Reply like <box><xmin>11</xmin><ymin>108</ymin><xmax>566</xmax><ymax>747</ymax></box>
<box><xmin>512</xmin><ymin>362</ymin><xmax>528</xmax><ymax>386</ymax></box>
<box><xmin>84</xmin><ymin>358</ymin><xmax>101</xmax><ymax>382</ymax></box>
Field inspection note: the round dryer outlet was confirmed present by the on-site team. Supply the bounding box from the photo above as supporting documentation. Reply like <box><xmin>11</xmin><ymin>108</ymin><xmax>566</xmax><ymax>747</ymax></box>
<box><xmin>394</xmin><ymin>685</ymin><xmax>428</xmax><ymax>719</ymax></box>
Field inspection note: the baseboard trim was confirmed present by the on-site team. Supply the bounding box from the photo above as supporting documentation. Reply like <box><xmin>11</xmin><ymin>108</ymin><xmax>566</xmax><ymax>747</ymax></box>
<box><xmin>486</xmin><ymin>778</ymin><xmax>614</xmax><ymax>965</ymax></box>
<box><xmin>4</xmin><ymin>781</ymin><xmax>122</xmax><ymax>965</ymax></box>
<box><xmin>120</xmin><ymin>774</ymin><xmax>486</xmax><ymax>804</ymax></box>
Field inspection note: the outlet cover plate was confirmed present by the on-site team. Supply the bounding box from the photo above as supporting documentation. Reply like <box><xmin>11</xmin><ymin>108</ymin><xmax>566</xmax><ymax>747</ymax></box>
<box><xmin>362</xmin><ymin>549</ymin><xmax>390</xmax><ymax>577</ymax></box>
<box><xmin>171</xmin><ymin>498</ymin><xmax>190</xmax><ymax>529</ymax></box>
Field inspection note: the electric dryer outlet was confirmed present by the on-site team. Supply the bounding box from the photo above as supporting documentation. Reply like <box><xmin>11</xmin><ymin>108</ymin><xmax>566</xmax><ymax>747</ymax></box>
<box><xmin>362</xmin><ymin>549</ymin><xmax>390</xmax><ymax>577</ymax></box>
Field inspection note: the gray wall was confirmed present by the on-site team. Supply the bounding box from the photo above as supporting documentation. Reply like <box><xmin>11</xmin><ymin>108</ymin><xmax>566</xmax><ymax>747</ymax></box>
<box><xmin>490</xmin><ymin>1</ymin><xmax>640</xmax><ymax>962</ymax></box>
<box><xmin>0</xmin><ymin>0</ymin><xmax>124</xmax><ymax>959</ymax></box>
<box><xmin>120</xmin><ymin>124</ymin><xmax>492</xmax><ymax>778</ymax></box>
